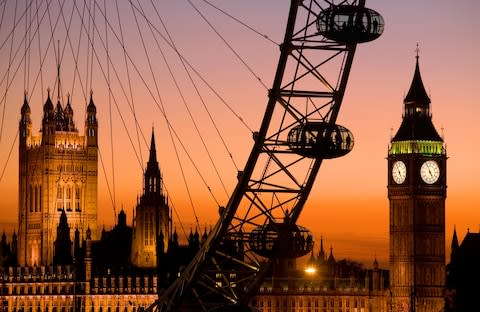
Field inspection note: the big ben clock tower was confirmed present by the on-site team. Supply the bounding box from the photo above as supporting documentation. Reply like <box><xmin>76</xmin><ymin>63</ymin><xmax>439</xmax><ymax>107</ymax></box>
<box><xmin>388</xmin><ymin>51</ymin><xmax>446</xmax><ymax>312</ymax></box>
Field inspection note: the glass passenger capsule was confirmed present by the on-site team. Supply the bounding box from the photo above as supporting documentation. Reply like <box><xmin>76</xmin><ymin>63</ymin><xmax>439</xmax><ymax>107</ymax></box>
<box><xmin>287</xmin><ymin>122</ymin><xmax>354</xmax><ymax>159</ymax></box>
<box><xmin>249</xmin><ymin>222</ymin><xmax>313</xmax><ymax>259</ymax></box>
<box><xmin>316</xmin><ymin>5</ymin><xmax>384</xmax><ymax>43</ymax></box>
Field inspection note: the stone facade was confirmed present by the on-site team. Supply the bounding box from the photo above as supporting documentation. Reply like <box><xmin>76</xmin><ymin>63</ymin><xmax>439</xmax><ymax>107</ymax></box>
<box><xmin>18</xmin><ymin>92</ymin><xmax>98</xmax><ymax>266</ymax></box>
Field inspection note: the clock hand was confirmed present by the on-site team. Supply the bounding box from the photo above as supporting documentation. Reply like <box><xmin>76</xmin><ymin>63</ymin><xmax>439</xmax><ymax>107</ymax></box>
<box><xmin>428</xmin><ymin>167</ymin><xmax>433</xmax><ymax>177</ymax></box>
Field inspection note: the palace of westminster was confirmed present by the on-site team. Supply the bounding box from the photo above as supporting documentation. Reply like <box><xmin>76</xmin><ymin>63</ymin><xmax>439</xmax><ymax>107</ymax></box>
<box><xmin>0</xmin><ymin>56</ymin><xmax>479</xmax><ymax>311</ymax></box>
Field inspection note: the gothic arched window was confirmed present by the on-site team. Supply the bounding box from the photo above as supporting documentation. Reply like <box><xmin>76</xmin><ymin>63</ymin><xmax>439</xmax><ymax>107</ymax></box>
<box><xmin>56</xmin><ymin>185</ymin><xmax>63</xmax><ymax>211</ymax></box>
<box><xmin>75</xmin><ymin>185</ymin><xmax>81</xmax><ymax>212</ymax></box>
<box><xmin>65</xmin><ymin>185</ymin><xmax>72</xmax><ymax>211</ymax></box>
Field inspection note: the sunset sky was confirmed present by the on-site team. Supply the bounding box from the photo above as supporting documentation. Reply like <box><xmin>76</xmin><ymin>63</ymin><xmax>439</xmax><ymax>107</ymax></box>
<box><xmin>0</xmin><ymin>0</ymin><xmax>479</xmax><ymax>266</ymax></box>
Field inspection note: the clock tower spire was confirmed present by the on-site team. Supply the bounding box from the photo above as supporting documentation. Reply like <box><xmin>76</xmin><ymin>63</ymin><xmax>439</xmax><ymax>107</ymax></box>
<box><xmin>388</xmin><ymin>52</ymin><xmax>446</xmax><ymax>312</ymax></box>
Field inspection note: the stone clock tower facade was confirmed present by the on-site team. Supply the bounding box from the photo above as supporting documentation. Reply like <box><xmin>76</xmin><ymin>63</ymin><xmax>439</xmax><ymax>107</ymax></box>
<box><xmin>388</xmin><ymin>55</ymin><xmax>446</xmax><ymax>312</ymax></box>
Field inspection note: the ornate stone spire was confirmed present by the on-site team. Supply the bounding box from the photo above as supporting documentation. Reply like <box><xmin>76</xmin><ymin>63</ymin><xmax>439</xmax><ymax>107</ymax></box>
<box><xmin>149</xmin><ymin>128</ymin><xmax>157</xmax><ymax>164</ymax></box>
<box><xmin>144</xmin><ymin>128</ymin><xmax>161</xmax><ymax>197</ymax></box>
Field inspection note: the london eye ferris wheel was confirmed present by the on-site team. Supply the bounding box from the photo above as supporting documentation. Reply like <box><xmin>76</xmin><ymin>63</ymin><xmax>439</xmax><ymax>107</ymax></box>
<box><xmin>0</xmin><ymin>0</ymin><xmax>384</xmax><ymax>310</ymax></box>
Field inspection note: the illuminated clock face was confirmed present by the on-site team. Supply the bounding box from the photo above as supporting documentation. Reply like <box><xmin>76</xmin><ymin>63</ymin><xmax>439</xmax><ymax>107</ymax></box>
<box><xmin>392</xmin><ymin>161</ymin><xmax>407</xmax><ymax>184</ymax></box>
<box><xmin>420</xmin><ymin>160</ymin><xmax>440</xmax><ymax>184</ymax></box>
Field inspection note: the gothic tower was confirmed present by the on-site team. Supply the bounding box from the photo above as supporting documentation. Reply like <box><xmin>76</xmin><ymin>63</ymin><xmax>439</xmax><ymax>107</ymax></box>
<box><xmin>131</xmin><ymin>129</ymin><xmax>170</xmax><ymax>268</ymax></box>
<box><xmin>388</xmin><ymin>54</ymin><xmax>446</xmax><ymax>312</ymax></box>
<box><xmin>18</xmin><ymin>91</ymin><xmax>98</xmax><ymax>266</ymax></box>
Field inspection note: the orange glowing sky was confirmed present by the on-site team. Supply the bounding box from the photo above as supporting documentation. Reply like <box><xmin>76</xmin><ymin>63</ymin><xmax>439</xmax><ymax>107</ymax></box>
<box><xmin>0</xmin><ymin>0</ymin><xmax>479</xmax><ymax>266</ymax></box>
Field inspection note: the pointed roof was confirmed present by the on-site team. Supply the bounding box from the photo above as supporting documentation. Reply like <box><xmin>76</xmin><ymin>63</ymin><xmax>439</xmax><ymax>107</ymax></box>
<box><xmin>144</xmin><ymin>128</ymin><xmax>161</xmax><ymax>196</ymax></box>
<box><xmin>328</xmin><ymin>246</ymin><xmax>335</xmax><ymax>263</ymax></box>
<box><xmin>149</xmin><ymin>128</ymin><xmax>157</xmax><ymax>164</ymax></box>
<box><xmin>202</xmin><ymin>227</ymin><xmax>208</xmax><ymax>241</ymax></box>
<box><xmin>308</xmin><ymin>250</ymin><xmax>316</xmax><ymax>265</ymax></box>
<box><xmin>391</xmin><ymin>53</ymin><xmax>442</xmax><ymax>142</ymax></box>
<box><xmin>87</xmin><ymin>91</ymin><xmax>96</xmax><ymax>113</ymax></box>
<box><xmin>64</xmin><ymin>94</ymin><xmax>73</xmax><ymax>115</ymax></box>
<box><xmin>318</xmin><ymin>236</ymin><xmax>325</xmax><ymax>261</ymax></box>
<box><xmin>404</xmin><ymin>56</ymin><xmax>431</xmax><ymax>107</ymax></box>
<box><xmin>21</xmin><ymin>92</ymin><xmax>30</xmax><ymax>115</ymax></box>
<box><xmin>43</xmin><ymin>88</ymin><xmax>54</xmax><ymax>112</ymax></box>
<box><xmin>452</xmin><ymin>226</ymin><xmax>459</xmax><ymax>250</ymax></box>
<box><xmin>55</xmin><ymin>100</ymin><xmax>65</xmax><ymax>130</ymax></box>
<box><xmin>450</xmin><ymin>226</ymin><xmax>460</xmax><ymax>262</ymax></box>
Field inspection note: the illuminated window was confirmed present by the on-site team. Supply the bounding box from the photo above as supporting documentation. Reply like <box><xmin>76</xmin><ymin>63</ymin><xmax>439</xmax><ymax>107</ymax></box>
<box><xmin>75</xmin><ymin>185</ymin><xmax>81</xmax><ymax>211</ymax></box>
<box><xmin>57</xmin><ymin>185</ymin><xmax>63</xmax><ymax>211</ymax></box>
<box><xmin>65</xmin><ymin>185</ymin><xmax>72</xmax><ymax>211</ymax></box>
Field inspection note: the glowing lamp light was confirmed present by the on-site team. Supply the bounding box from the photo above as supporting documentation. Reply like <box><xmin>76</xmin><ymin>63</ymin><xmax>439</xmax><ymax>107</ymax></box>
<box><xmin>305</xmin><ymin>266</ymin><xmax>316</xmax><ymax>274</ymax></box>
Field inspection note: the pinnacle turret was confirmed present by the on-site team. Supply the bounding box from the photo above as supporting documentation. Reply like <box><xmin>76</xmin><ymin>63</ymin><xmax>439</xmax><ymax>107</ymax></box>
<box><xmin>85</xmin><ymin>91</ymin><xmax>98</xmax><ymax>146</ymax></box>
<box><xmin>55</xmin><ymin>100</ymin><xmax>64</xmax><ymax>131</ymax></box>
<box><xmin>87</xmin><ymin>91</ymin><xmax>96</xmax><ymax>114</ymax></box>
<box><xmin>43</xmin><ymin>89</ymin><xmax>54</xmax><ymax>113</ymax></box>
<box><xmin>21</xmin><ymin>92</ymin><xmax>30</xmax><ymax>115</ymax></box>
<box><xmin>64</xmin><ymin>94</ymin><xmax>76</xmax><ymax>131</ymax></box>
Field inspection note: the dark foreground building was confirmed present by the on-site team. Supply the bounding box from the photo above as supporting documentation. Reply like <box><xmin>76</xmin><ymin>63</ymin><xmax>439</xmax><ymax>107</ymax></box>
<box><xmin>446</xmin><ymin>228</ymin><xmax>480</xmax><ymax>311</ymax></box>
